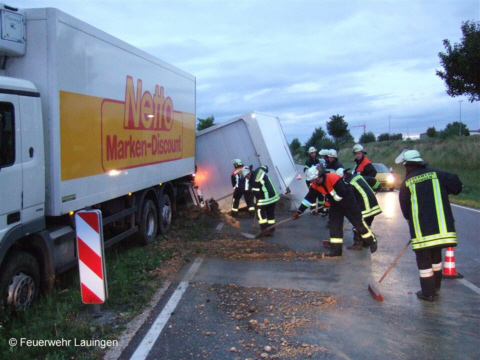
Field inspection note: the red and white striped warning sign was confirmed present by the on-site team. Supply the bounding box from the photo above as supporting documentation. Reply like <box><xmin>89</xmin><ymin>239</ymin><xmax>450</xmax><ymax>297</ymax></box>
<box><xmin>75</xmin><ymin>210</ymin><xmax>108</xmax><ymax>304</ymax></box>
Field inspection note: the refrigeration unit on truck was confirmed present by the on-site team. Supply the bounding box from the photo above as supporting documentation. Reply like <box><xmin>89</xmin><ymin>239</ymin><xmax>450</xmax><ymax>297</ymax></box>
<box><xmin>195</xmin><ymin>111</ymin><xmax>297</xmax><ymax>211</ymax></box>
<box><xmin>0</xmin><ymin>4</ymin><xmax>196</xmax><ymax>310</ymax></box>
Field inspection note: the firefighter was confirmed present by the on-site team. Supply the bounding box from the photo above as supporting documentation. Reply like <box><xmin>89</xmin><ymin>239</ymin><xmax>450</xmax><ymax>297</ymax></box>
<box><xmin>231</xmin><ymin>159</ymin><xmax>255</xmax><ymax>218</ymax></box>
<box><xmin>336</xmin><ymin>168</ymin><xmax>382</xmax><ymax>250</ymax></box>
<box><xmin>241</xmin><ymin>165</ymin><xmax>280</xmax><ymax>236</ymax></box>
<box><xmin>397</xmin><ymin>150</ymin><xmax>462</xmax><ymax>302</ymax></box>
<box><xmin>292</xmin><ymin>164</ymin><xmax>377</xmax><ymax>257</ymax></box>
<box><xmin>304</xmin><ymin>146</ymin><xmax>320</xmax><ymax>179</ymax></box>
<box><xmin>303</xmin><ymin>146</ymin><xmax>324</xmax><ymax>214</ymax></box>
<box><xmin>325</xmin><ymin>149</ymin><xmax>344</xmax><ymax>173</ymax></box>
<box><xmin>352</xmin><ymin>144</ymin><xmax>377</xmax><ymax>177</ymax></box>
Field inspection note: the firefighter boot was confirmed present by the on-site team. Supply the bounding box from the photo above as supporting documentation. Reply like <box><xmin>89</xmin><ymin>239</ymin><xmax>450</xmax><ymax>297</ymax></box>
<box><xmin>231</xmin><ymin>211</ymin><xmax>238</xmax><ymax>218</ymax></box>
<box><xmin>417</xmin><ymin>276</ymin><xmax>435</xmax><ymax>302</ymax></box>
<box><xmin>325</xmin><ymin>243</ymin><xmax>342</xmax><ymax>257</ymax></box>
<box><xmin>347</xmin><ymin>229</ymin><xmax>362</xmax><ymax>250</ymax></box>
<box><xmin>369</xmin><ymin>234</ymin><xmax>378</xmax><ymax>254</ymax></box>
<box><xmin>434</xmin><ymin>270</ymin><xmax>442</xmax><ymax>295</ymax></box>
<box><xmin>249</xmin><ymin>210</ymin><xmax>255</xmax><ymax>219</ymax></box>
<box><xmin>260</xmin><ymin>224</ymin><xmax>272</xmax><ymax>237</ymax></box>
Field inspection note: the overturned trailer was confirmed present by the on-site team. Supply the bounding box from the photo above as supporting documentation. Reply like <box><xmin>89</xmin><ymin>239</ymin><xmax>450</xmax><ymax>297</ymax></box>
<box><xmin>195</xmin><ymin>111</ymin><xmax>297</xmax><ymax>211</ymax></box>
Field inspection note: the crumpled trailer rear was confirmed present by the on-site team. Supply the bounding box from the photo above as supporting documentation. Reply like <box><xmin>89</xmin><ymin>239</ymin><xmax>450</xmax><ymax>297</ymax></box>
<box><xmin>195</xmin><ymin>111</ymin><xmax>296</xmax><ymax>211</ymax></box>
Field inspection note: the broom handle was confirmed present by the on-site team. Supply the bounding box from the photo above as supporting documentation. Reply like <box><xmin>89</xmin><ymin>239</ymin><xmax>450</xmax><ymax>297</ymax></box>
<box><xmin>376</xmin><ymin>240</ymin><xmax>411</xmax><ymax>285</ymax></box>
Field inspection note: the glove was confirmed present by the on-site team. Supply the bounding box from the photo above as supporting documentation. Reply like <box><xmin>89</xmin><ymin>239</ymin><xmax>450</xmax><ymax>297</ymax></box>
<box><xmin>291</xmin><ymin>211</ymin><xmax>301</xmax><ymax>220</ymax></box>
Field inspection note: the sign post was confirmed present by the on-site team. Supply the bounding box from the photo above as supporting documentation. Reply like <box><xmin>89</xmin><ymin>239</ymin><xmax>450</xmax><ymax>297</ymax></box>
<box><xmin>75</xmin><ymin>210</ymin><xmax>108</xmax><ymax>313</ymax></box>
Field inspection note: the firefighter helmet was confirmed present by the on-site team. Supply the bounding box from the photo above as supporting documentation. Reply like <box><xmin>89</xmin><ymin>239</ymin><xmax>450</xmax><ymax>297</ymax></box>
<box><xmin>319</xmin><ymin>149</ymin><xmax>328</xmax><ymax>156</ymax></box>
<box><xmin>335</xmin><ymin>167</ymin><xmax>350</xmax><ymax>177</ymax></box>
<box><xmin>395</xmin><ymin>150</ymin><xmax>428</xmax><ymax>165</ymax></box>
<box><xmin>305</xmin><ymin>164</ymin><xmax>326</xmax><ymax>181</ymax></box>
<box><xmin>233</xmin><ymin>159</ymin><xmax>243</xmax><ymax>167</ymax></box>
<box><xmin>327</xmin><ymin>149</ymin><xmax>338</xmax><ymax>158</ymax></box>
<box><xmin>307</xmin><ymin>146</ymin><xmax>317</xmax><ymax>154</ymax></box>
<box><xmin>352</xmin><ymin>144</ymin><xmax>367</xmax><ymax>154</ymax></box>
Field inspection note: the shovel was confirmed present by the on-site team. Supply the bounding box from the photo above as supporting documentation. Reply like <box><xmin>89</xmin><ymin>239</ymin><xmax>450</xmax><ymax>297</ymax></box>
<box><xmin>241</xmin><ymin>208</ymin><xmax>321</xmax><ymax>239</ymax></box>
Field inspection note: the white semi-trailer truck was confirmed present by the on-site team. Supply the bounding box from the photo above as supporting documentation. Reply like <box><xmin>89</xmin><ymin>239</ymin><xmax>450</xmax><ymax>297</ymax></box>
<box><xmin>0</xmin><ymin>4</ymin><xmax>196</xmax><ymax>310</ymax></box>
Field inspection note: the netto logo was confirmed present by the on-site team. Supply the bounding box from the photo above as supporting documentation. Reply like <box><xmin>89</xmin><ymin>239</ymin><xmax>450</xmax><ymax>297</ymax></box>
<box><xmin>123</xmin><ymin>76</ymin><xmax>174</xmax><ymax>131</ymax></box>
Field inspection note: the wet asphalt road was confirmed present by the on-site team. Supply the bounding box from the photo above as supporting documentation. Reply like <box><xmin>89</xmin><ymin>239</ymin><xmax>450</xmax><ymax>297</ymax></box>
<box><xmin>118</xmin><ymin>166</ymin><xmax>480</xmax><ymax>360</ymax></box>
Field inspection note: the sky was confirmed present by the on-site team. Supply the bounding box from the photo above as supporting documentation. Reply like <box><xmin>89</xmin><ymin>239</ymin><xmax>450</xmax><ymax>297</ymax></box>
<box><xmin>20</xmin><ymin>0</ymin><xmax>480</xmax><ymax>144</ymax></box>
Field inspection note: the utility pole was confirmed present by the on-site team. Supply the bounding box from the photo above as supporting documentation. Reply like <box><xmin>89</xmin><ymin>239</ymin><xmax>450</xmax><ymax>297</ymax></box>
<box><xmin>459</xmin><ymin>100</ymin><xmax>463</xmax><ymax>136</ymax></box>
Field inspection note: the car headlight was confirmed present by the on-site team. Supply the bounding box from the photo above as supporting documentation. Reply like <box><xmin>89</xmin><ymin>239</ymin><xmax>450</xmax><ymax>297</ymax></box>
<box><xmin>387</xmin><ymin>174</ymin><xmax>394</xmax><ymax>184</ymax></box>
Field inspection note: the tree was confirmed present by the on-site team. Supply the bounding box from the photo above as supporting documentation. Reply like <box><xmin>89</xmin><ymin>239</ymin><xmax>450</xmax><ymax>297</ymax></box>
<box><xmin>196</xmin><ymin>115</ymin><xmax>216</xmax><ymax>131</ymax></box>
<box><xmin>426</xmin><ymin>126</ymin><xmax>437</xmax><ymax>138</ymax></box>
<box><xmin>304</xmin><ymin>127</ymin><xmax>327</xmax><ymax>151</ymax></box>
<box><xmin>377</xmin><ymin>133</ymin><xmax>403</xmax><ymax>142</ymax></box>
<box><xmin>436</xmin><ymin>20</ymin><xmax>480</xmax><ymax>102</ymax></box>
<box><xmin>289</xmin><ymin>138</ymin><xmax>302</xmax><ymax>157</ymax></box>
<box><xmin>326</xmin><ymin>114</ymin><xmax>352</xmax><ymax>144</ymax></box>
<box><xmin>441</xmin><ymin>121</ymin><xmax>470</xmax><ymax>138</ymax></box>
<box><xmin>377</xmin><ymin>133</ymin><xmax>390</xmax><ymax>142</ymax></box>
<box><xmin>359</xmin><ymin>132</ymin><xmax>376</xmax><ymax>143</ymax></box>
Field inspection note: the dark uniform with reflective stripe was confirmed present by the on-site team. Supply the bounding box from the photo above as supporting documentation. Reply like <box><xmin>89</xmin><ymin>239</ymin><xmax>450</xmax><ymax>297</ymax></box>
<box><xmin>399</xmin><ymin>165</ymin><xmax>462</xmax><ymax>298</ymax></box>
<box><xmin>250</xmin><ymin>166</ymin><xmax>280</xmax><ymax>234</ymax></box>
<box><xmin>325</xmin><ymin>159</ymin><xmax>344</xmax><ymax>174</ymax></box>
<box><xmin>345</xmin><ymin>173</ymin><xmax>382</xmax><ymax>249</ymax></box>
<box><xmin>297</xmin><ymin>173</ymin><xmax>376</xmax><ymax>256</ymax></box>
<box><xmin>231</xmin><ymin>166</ymin><xmax>255</xmax><ymax>217</ymax></box>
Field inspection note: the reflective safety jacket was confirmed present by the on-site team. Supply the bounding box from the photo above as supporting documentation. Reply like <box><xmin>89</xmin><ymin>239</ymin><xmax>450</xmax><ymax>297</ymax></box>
<box><xmin>399</xmin><ymin>166</ymin><xmax>462</xmax><ymax>250</ymax></box>
<box><xmin>250</xmin><ymin>166</ymin><xmax>280</xmax><ymax>206</ymax></box>
<box><xmin>352</xmin><ymin>156</ymin><xmax>377</xmax><ymax>177</ymax></box>
<box><xmin>231</xmin><ymin>166</ymin><xmax>250</xmax><ymax>191</ymax></box>
<box><xmin>299</xmin><ymin>173</ymin><xmax>345</xmax><ymax>211</ymax></box>
<box><xmin>345</xmin><ymin>174</ymin><xmax>382</xmax><ymax>218</ymax></box>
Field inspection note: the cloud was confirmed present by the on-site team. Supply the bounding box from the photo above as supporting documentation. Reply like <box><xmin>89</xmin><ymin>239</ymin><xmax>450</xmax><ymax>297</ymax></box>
<box><xmin>21</xmin><ymin>0</ymin><xmax>480</xmax><ymax>143</ymax></box>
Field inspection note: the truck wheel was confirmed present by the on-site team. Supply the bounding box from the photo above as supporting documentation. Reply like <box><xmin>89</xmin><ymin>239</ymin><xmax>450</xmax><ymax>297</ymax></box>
<box><xmin>159</xmin><ymin>194</ymin><xmax>172</xmax><ymax>234</ymax></box>
<box><xmin>0</xmin><ymin>251</ymin><xmax>40</xmax><ymax>311</ymax></box>
<box><xmin>138</xmin><ymin>199</ymin><xmax>158</xmax><ymax>244</ymax></box>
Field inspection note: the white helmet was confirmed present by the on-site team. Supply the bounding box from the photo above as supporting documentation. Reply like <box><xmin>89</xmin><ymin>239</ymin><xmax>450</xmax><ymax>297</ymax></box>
<box><xmin>319</xmin><ymin>149</ymin><xmax>327</xmax><ymax>156</ymax></box>
<box><xmin>327</xmin><ymin>149</ymin><xmax>338</xmax><ymax>158</ymax></box>
<box><xmin>395</xmin><ymin>150</ymin><xmax>428</xmax><ymax>165</ymax></box>
<box><xmin>352</xmin><ymin>144</ymin><xmax>366</xmax><ymax>154</ymax></box>
<box><xmin>305</xmin><ymin>164</ymin><xmax>326</xmax><ymax>181</ymax></box>
<box><xmin>307</xmin><ymin>146</ymin><xmax>317</xmax><ymax>154</ymax></box>
<box><xmin>233</xmin><ymin>159</ymin><xmax>243</xmax><ymax>167</ymax></box>
<box><xmin>335</xmin><ymin>168</ymin><xmax>345</xmax><ymax>177</ymax></box>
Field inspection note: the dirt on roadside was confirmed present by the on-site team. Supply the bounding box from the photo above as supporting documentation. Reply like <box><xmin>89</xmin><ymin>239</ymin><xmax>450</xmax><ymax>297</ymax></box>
<box><xmin>152</xmin><ymin>195</ymin><xmax>326</xmax><ymax>283</ymax></box>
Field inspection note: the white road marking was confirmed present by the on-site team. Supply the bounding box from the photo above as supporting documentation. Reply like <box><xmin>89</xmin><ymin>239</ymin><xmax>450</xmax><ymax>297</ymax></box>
<box><xmin>451</xmin><ymin>204</ymin><xmax>480</xmax><ymax>213</ymax></box>
<box><xmin>130</xmin><ymin>258</ymin><xmax>204</xmax><ymax>360</ymax></box>
<box><xmin>458</xmin><ymin>278</ymin><xmax>480</xmax><ymax>296</ymax></box>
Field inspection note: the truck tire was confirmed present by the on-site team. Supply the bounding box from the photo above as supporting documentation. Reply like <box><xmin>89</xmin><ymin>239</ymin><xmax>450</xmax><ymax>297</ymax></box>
<box><xmin>138</xmin><ymin>199</ymin><xmax>158</xmax><ymax>245</ymax></box>
<box><xmin>0</xmin><ymin>251</ymin><xmax>40</xmax><ymax>311</ymax></box>
<box><xmin>159</xmin><ymin>193</ymin><xmax>172</xmax><ymax>234</ymax></box>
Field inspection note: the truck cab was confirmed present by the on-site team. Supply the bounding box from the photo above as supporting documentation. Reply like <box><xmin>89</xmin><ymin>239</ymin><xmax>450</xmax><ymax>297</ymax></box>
<box><xmin>0</xmin><ymin>77</ymin><xmax>47</xmax><ymax>310</ymax></box>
